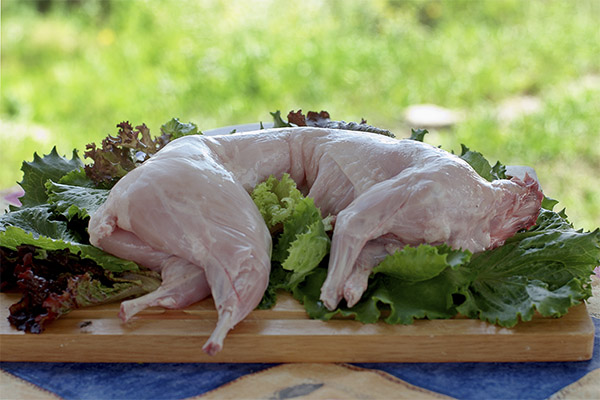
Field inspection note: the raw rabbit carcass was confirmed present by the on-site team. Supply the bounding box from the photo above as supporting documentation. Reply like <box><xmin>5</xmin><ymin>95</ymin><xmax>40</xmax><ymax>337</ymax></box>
<box><xmin>88</xmin><ymin>127</ymin><xmax>543</xmax><ymax>354</ymax></box>
<box><xmin>88</xmin><ymin>136</ymin><xmax>274</xmax><ymax>356</ymax></box>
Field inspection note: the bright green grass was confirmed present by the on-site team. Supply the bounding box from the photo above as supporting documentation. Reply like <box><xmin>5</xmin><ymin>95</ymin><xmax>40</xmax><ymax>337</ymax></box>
<box><xmin>1</xmin><ymin>0</ymin><xmax>599</xmax><ymax>230</ymax></box>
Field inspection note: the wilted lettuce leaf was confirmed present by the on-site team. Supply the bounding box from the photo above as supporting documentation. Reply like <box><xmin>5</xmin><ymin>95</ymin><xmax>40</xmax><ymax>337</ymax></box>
<box><xmin>72</xmin><ymin>271</ymin><xmax>161</xmax><ymax>307</ymax></box>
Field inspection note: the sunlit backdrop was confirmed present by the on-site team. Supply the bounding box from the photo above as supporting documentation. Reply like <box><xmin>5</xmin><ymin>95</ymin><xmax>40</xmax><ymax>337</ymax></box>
<box><xmin>1</xmin><ymin>0</ymin><xmax>599</xmax><ymax>230</ymax></box>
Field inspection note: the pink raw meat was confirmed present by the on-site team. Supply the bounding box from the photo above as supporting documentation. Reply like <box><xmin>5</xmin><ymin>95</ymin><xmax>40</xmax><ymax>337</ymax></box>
<box><xmin>88</xmin><ymin>127</ymin><xmax>543</xmax><ymax>353</ymax></box>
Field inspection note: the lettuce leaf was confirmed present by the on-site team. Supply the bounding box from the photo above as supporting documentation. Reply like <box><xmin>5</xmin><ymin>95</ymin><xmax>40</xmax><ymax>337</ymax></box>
<box><xmin>270</xmin><ymin>110</ymin><xmax>292</xmax><ymax>128</ymax></box>
<box><xmin>459</xmin><ymin>144</ymin><xmax>507</xmax><ymax>181</ymax></box>
<box><xmin>406</xmin><ymin>129</ymin><xmax>507</xmax><ymax>181</ymax></box>
<box><xmin>160</xmin><ymin>118</ymin><xmax>200</xmax><ymax>140</ymax></box>
<box><xmin>0</xmin><ymin>145</ymin><xmax>137</xmax><ymax>272</ymax></box>
<box><xmin>372</xmin><ymin>271</ymin><xmax>466</xmax><ymax>324</ymax></box>
<box><xmin>0</xmin><ymin>226</ymin><xmax>139</xmax><ymax>272</ymax></box>
<box><xmin>293</xmin><ymin>244</ymin><xmax>473</xmax><ymax>324</ymax></box>
<box><xmin>16</xmin><ymin>147</ymin><xmax>84</xmax><ymax>208</ymax></box>
<box><xmin>1</xmin><ymin>206</ymin><xmax>78</xmax><ymax>243</ymax></box>
<box><xmin>252</xmin><ymin>174</ymin><xmax>331</xmax><ymax>307</ymax></box>
<box><xmin>292</xmin><ymin>207</ymin><xmax>599</xmax><ymax>327</ymax></box>
<box><xmin>251</xmin><ymin>173</ymin><xmax>303</xmax><ymax>230</ymax></box>
<box><xmin>292</xmin><ymin>267</ymin><xmax>383</xmax><ymax>323</ymax></box>
<box><xmin>281</xmin><ymin>109</ymin><xmax>394</xmax><ymax>137</ymax></box>
<box><xmin>277</xmin><ymin>199</ymin><xmax>330</xmax><ymax>288</ymax></box>
<box><xmin>372</xmin><ymin>244</ymin><xmax>471</xmax><ymax>282</ymax></box>
<box><xmin>83</xmin><ymin>119</ymin><xmax>199</xmax><ymax>186</ymax></box>
<box><xmin>409</xmin><ymin>128</ymin><xmax>429</xmax><ymax>142</ymax></box>
<box><xmin>45</xmin><ymin>180</ymin><xmax>109</xmax><ymax>221</ymax></box>
<box><xmin>2</xmin><ymin>245</ymin><xmax>160</xmax><ymax>333</ymax></box>
<box><xmin>456</xmin><ymin>209</ymin><xmax>600</xmax><ymax>326</ymax></box>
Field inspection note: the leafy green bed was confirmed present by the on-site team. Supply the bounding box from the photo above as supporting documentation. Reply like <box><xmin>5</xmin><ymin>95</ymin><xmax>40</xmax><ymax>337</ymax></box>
<box><xmin>253</xmin><ymin>162</ymin><xmax>599</xmax><ymax>328</ymax></box>
<box><xmin>1</xmin><ymin>112</ymin><xmax>598</xmax><ymax>333</ymax></box>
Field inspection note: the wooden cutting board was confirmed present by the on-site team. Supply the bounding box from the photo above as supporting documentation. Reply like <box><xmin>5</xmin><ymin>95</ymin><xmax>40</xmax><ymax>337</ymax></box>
<box><xmin>0</xmin><ymin>292</ymin><xmax>594</xmax><ymax>363</ymax></box>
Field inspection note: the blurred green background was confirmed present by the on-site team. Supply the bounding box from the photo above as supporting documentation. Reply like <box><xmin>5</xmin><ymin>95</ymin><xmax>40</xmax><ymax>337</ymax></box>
<box><xmin>1</xmin><ymin>0</ymin><xmax>599</xmax><ymax>230</ymax></box>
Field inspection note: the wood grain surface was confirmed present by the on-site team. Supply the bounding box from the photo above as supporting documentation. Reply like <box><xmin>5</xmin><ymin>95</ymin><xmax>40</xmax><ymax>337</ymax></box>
<box><xmin>0</xmin><ymin>292</ymin><xmax>595</xmax><ymax>363</ymax></box>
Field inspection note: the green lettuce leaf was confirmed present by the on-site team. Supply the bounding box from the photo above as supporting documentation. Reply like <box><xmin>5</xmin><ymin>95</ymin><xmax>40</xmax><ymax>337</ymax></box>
<box><xmin>270</xmin><ymin>110</ymin><xmax>292</xmax><ymax>128</ymax></box>
<box><xmin>458</xmin><ymin>277</ymin><xmax>586</xmax><ymax>327</ymax></box>
<box><xmin>371</xmin><ymin>271</ymin><xmax>464</xmax><ymax>324</ymax></box>
<box><xmin>273</xmin><ymin>197</ymin><xmax>328</xmax><ymax>262</ymax></box>
<box><xmin>1</xmin><ymin>150</ymin><xmax>97</xmax><ymax>242</ymax></box>
<box><xmin>541</xmin><ymin>195</ymin><xmax>560</xmax><ymax>211</ymax></box>
<box><xmin>58</xmin><ymin>167</ymin><xmax>108</xmax><ymax>188</ymax></box>
<box><xmin>406</xmin><ymin>129</ymin><xmax>507</xmax><ymax>181</ymax></box>
<box><xmin>409</xmin><ymin>128</ymin><xmax>429</xmax><ymax>142</ymax></box>
<box><xmin>0</xmin><ymin>136</ymin><xmax>137</xmax><ymax>273</ymax></box>
<box><xmin>46</xmin><ymin>180</ymin><xmax>109</xmax><ymax>221</ymax></box>
<box><xmin>456</xmin><ymin>209</ymin><xmax>600</xmax><ymax>326</ymax></box>
<box><xmin>252</xmin><ymin>174</ymin><xmax>331</xmax><ymax>305</ymax></box>
<box><xmin>278</xmin><ymin>199</ymin><xmax>331</xmax><ymax>288</ymax></box>
<box><xmin>292</xmin><ymin>267</ymin><xmax>382</xmax><ymax>323</ymax></box>
<box><xmin>294</xmin><ymin>243</ymin><xmax>473</xmax><ymax>324</ymax></box>
<box><xmin>251</xmin><ymin>173</ymin><xmax>303</xmax><ymax>230</ymax></box>
<box><xmin>0</xmin><ymin>206</ymin><xmax>78</xmax><ymax>242</ymax></box>
<box><xmin>160</xmin><ymin>118</ymin><xmax>200</xmax><ymax>140</ymax></box>
<box><xmin>16</xmin><ymin>147</ymin><xmax>84</xmax><ymax>208</ymax></box>
<box><xmin>372</xmin><ymin>244</ymin><xmax>471</xmax><ymax>282</ymax></box>
<box><xmin>256</xmin><ymin>263</ymin><xmax>290</xmax><ymax>309</ymax></box>
<box><xmin>459</xmin><ymin>144</ymin><xmax>507</xmax><ymax>181</ymax></box>
<box><xmin>0</xmin><ymin>226</ymin><xmax>139</xmax><ymax>272</ymax></box>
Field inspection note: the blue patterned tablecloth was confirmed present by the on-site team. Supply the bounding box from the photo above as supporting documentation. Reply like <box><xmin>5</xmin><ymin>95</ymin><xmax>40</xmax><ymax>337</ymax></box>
<box><xmin>1</xmin><ymin>317</ymin><xmax>597</xmax><ymax>400</ymax></box>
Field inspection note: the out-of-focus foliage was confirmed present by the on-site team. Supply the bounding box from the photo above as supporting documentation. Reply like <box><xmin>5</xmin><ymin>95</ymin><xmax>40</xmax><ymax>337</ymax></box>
<box><xmin>1</xmin><ymin>0</ymin><xmax>599</xmax><ymax>230</ymax></box>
